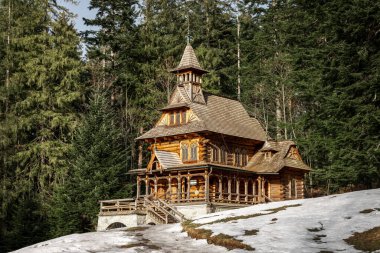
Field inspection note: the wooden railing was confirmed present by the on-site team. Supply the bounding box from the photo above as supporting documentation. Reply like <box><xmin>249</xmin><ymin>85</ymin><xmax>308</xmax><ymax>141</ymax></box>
<box><xmin>99</xmin><ymin>198</ymin><xmax>145</xmax><ymax>215</ymax></box>
<box><xmin>152</xmin><ymin>189</ymin><xmax>268</xmax><ymax>205</ymax></box>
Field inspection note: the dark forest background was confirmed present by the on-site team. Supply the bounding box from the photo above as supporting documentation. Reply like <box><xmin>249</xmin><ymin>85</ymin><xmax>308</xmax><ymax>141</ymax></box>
<box><xmin>0</xmin><ymin>0</ymin><xmax>379</xmax><ymax>251</ymax></box>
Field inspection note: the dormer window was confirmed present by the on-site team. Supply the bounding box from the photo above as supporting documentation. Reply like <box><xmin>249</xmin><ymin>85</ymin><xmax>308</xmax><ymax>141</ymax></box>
<box><xmin>167</xmin><ymin>110</ymin><xmax>187</xmax><ymax>126</ymax></box>
<box><xmin>181</xmin><ymin>111</ymin><xmax>187</xmax><ymax>124</ymax></box>
<box><xmin>264</xmin><ymin>151</ymin><xmax>273</xmax><ymax>159</ymax></box>
<box><xmin>169</xmin><ymin>112</ymin><xmax>175</xmax><ymax>125</ymax></box>
<box><xmin>175</xmin><ymin>112</ymin><xmax>180</xmax><ymax>125</ymax></box>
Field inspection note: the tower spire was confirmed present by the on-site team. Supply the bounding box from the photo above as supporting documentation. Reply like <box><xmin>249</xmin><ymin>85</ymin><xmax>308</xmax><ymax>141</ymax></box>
<box><xmin>186</xmin><ymin>11</ymin><xmax>192</xmax><ymax>44</ymax></box>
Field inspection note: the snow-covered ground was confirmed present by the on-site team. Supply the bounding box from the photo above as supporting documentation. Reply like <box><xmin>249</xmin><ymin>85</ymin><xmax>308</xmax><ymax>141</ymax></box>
<box><xmin>13</xmin><ymin>189</ymin><xmax>380</xmax><ymax>253</ymax></box>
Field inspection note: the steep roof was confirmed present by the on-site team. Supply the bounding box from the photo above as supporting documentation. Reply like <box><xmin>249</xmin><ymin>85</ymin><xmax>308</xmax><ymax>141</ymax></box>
<box><xmin>170</xmin><ymin>44</ymin><xmax>207</xmax><ymax>73</ymax></box>
<box><xmin>246</xmin><ymin>140</ymin><xmax>311</xmax><ymax>173</ymax></box>
<box><xmin>137</xmin><ymin>86</ymin><xmax>267</xmax><ymax>141</ymax></box>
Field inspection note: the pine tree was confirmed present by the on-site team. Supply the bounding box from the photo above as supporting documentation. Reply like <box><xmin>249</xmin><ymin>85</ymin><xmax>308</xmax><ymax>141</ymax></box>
<box><xmin>50</xmin><ymin>91</ymin><xmax>131</xmax><ymax>236</ymax></box>
<box><xmin>0</xmin><ymin>0</ymin><xmax>84</xmax><ymax>250</ymax></box>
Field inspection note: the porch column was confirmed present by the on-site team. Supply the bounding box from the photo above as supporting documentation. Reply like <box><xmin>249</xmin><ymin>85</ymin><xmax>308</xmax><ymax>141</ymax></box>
<box><xmin>236</xmin><ymin>178</ymin><xmax>240</xmax><ymax>202</ymax></box>
<box><xmin>227</xmin><ymin>177</ymin><xmax>232</xmax><ymax>201</ymax></box>
<box><xmin>187</xmin><ymin>175</ymin><xmax>190</xmax><ymax>202</ymax></box>
<box><xmin>252</xmin><ymin>180</ymin><xmax>256</xmax><ymax>203</ymax></box>
<box><xmin>145</xmin><ymin>178</ymin><xmax>149</xmax><ymax>196</ymax></box>
<box><xmin>218</xmin><ymin>177</ymin><xmax>222</xmax><ymax>200</ymax></box>
<box><xmin>136</xmin><ymin>176</ymin><xmax>141</xmax><ymax>199</ymax></box>
<box><xmin>244</xmin><ymin>180</ymin><xmax>248</xmax><ymax>202</ymax></box>
<box><xmin>177</xmin><ymin>174</ymin><xmax>181</xmax><ymax>203</ymax></box>
<box><xmin>205</xmin><ymin>170</ymin><xmax>209</xmax><ymax>203</ymax></box>
<box><xmin>154</xmin><ymin>178</ymin><xmax>158</xmax><ymax>197</ymax></box>
<box><xmin>258</xmin><ymin>177</ymin><xmax>262</xmax><ymax>202</ymax></box>
<box><xmin>168</xmin><ymin>176</ymin><xmax>172</xmax><ymax>202</ymax></box>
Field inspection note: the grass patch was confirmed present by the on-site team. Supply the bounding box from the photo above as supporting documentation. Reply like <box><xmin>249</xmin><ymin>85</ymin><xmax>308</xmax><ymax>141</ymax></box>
<box><xmin>360</xmin><ymin>209</ymin><xmax>375</xmax><ymax>214</ymax></box>
<box><xmin>181</xmin><ymin>204</ymin><xmax>301</xmax><ymax>251</ymax></box>
<box><xmin>208</xmin><ymin>233</ymin><xmax>255</xmax><ymax>251</ymax></box>
<box><xmin>182</xmin><ymin>220</ymin><xmax>254</xmax><ymax>251</ymax></box>
<box><xmin>244</xmin><ymin>229</ymin><xmax>259</xmax><ymax>236</ymax></box>
<box><xmin>375</xmin><ymin>208</ymin><xmax>380</xmax><ymax>211</ymax></box>
<box><xmin>344</xmin><ymin>226</ymin><xmax>380</xmax><ymax>252</ymax></box>
<box><xmin>204</xmin><ymin>204</ymin><xmax>302</xmax><ymax>225</ymax></box>
<box><xmin>266</xmin><ymin>204</ymin><xmax>302</xmax><ymax>213</ymax></box>
<box><xmin>119</xmin><ymin>241</ymin><xmax>161</xmax><ymax>250</ymax></box>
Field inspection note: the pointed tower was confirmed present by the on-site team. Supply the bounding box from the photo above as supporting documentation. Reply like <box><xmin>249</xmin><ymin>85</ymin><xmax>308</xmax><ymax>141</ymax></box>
<box><xmin>170</xmin><ymin>43</ymin><xmax>208</xmax><ymax>104</ymax></box>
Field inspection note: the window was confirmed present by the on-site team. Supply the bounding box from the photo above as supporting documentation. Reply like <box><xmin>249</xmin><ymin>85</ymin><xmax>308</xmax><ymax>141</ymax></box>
<box><xmin>212</xmin><ymin>146</ymin><xmax>219</xmax><ymax>162</ymax></box>
<box><xmin>190</xmin><ymin>143</ymin><xmax>198</xmax><ymax>161</ymax></box>
<box><xmin>181</xmin><ymin>111</ymin><xmax>186</xmax><ymax>124</ymax></box>
<box><xmin>242</xmin><ymin>149</ymin><xmax>248</xmax><ymax>166</ymax></box>
<box><xmin>221</xmin><ymin>147</ymin><xmax>227</xmax><ymax>164</ymax></box>
<box><xmin>181</xmin><ymin>143</ymin><xmax>188</xmax><ymax>161</ymax></box>
<box><xmin>235</xmin><ymin>148</ymin><xmax>241</xmax><ymax>166</ymax></box>
<box><xmin>169</xmin><ymin>113</ymin><xmax>175</xmax><ymax>125</ymax></box>
<box><xmin>175</xmin><ymin>112</ymin><xmax>180</xmax><ymax>125</ymax></box>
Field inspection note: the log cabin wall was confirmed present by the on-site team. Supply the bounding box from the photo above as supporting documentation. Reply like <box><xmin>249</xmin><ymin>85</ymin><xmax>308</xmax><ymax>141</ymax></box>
<box><xmin>280</xmin><ymin>168</ymin><xmax>305</xmax><ymax>200</ymax></box>
<box><xmin>266</xmin><ymin>175</ymin><xmax>283</xmax><ymax>201</ymax></box>
<box><xmin>149</xmin><ymin>136</ymin><xmax>207</xmax><ymax>162</ymax></box>
<box><xmin>204</xmin><ymin>134</ymin><xmax>263</xmax><ymax>166</ymax></box>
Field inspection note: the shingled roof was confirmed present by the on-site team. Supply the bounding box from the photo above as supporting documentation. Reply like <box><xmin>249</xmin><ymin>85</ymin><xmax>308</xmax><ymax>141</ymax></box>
<box><xmin>154</xmin><ymin>150</ymin><xmax>183</xmax><ymax>169</ymax></box>
<box><xmin>170</xmin><ymin>44</ymin><xmax>208</xmax><ymax>74</ymax></box>
<box><xmin>246</xmin><ymin>140</ymin><xmax>311</xmax><ymax>173</ymax></box>
<box><xmin>137</xmin><ymin>87</ymin><xmax>267</xmax><ymax>141</ymax></box>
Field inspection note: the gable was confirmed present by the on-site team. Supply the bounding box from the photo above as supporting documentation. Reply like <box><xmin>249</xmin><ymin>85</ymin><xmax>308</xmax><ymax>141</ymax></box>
<box><xmin>286</xmin><ymin>146</ymin><xmax>302</xmax><ymax>161</ymax></box>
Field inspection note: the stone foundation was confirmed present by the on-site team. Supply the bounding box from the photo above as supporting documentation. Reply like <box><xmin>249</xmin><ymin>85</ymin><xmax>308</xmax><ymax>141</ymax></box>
<box><xmin>97</xmin><ymin>213</ymin><xmax>146</xmax><ymax>231</ymax></box>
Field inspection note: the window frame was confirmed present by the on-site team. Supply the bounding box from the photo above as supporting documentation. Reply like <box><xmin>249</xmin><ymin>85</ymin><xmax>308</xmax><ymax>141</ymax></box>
<box><xmin>235</xmin><ymin>148</ymin><xmax>241</xmax><ymax>167</ymax></box>
<box><xmin>190</xmin><ymin>142</ymin><xmax>198</xmax><ymax>161</ymax></box>
<box><xmin>181</xmin><ymin>143</ymin><xmax>189</xmax><ymax>161</ymax></box>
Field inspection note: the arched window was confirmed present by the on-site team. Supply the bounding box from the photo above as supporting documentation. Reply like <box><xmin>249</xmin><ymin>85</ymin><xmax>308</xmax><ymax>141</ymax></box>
<box><xmin>181</xmin><ymin>143</ymin><xmax>188</xmax><ymax>161</ymax></box>
<box><xmin>235</xmin><ymin>148</ymin><xmax>241</xmax><ymax>167</ymax></box>
<box><xmin>190</xmin><ymin>143</ymin><xmax>198</xmax><ymax>161</ymax></box>
<box><xmin>212</xmin><ymin>146</ymin><xmax>219</xmax><ymax>162</ymax></box>
<box><xmin>221</xmin><ymin>146</ymin><xmax>227</xmax><ymax>164</ymax></box>
<box><xmin>242</xmin><ymin>149</ymin><xmax>248</xmax><ymax>166</ymax></box>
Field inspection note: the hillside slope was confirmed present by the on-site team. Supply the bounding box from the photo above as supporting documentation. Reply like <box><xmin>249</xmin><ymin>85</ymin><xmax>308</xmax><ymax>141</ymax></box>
<box><xmin>14</xmin><ymin>189</ymin><xmax>380</xmax><ymax>253</ymax></box>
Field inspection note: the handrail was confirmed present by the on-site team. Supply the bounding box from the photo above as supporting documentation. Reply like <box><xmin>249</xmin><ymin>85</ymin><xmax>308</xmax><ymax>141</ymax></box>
<box><xmin>146</xmin><ymin>206</ymin><xmax>166</xmax><ymax>222</ymax></box>
<box><xmin>263</xmin><ymin>194</ymin><xmax>273</xmax><ymax>202</ymax></box>
<box><xmin>156</xmin><ymin>198</ymin><xmax>185</xmax><ymax>221</ymax></box>
<box><xmin>145</xmin><ymin>197</ymin><xmax>174</xmax><ymax>218</ymax></box>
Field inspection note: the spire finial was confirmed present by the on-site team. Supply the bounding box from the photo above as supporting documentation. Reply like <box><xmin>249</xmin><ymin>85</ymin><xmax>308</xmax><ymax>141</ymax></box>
<box><xmin>186</xmin><ymin>11</ymin><xmax>192</xmax><ymax>44</ymax></box>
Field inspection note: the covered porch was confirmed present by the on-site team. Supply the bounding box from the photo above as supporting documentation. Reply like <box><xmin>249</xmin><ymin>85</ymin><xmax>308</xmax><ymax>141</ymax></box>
<box><xmin>136</xmin><ymin>167</ymin><xmax>271</xmax><ymax>205</ymax></box>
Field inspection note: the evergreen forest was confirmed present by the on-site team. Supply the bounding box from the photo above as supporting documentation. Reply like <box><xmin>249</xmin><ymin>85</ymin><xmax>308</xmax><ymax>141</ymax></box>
<box><xmin>0</xmin><ymin>0</ymin><xmax>379</xmax><ymax>251</ymax></box>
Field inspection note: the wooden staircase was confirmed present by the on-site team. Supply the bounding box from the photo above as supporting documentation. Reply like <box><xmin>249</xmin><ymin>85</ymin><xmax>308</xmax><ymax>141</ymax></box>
<box><xmin>143</xmin><ymin>195</ymin><xmax>186</xmax><ymax>225</ymax></box>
